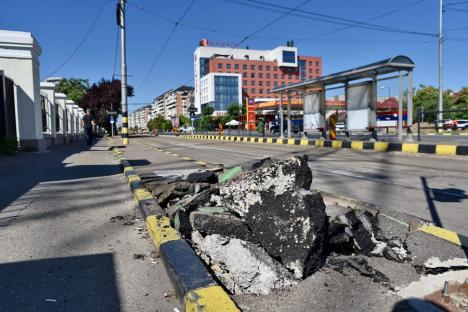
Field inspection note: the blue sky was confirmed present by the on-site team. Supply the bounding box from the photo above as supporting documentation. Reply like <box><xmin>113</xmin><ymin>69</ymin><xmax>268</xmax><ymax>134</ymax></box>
<box><xmin>1</xmin><ymin>0</ymin><xmax>468</xmax><ymax>112</ymax></box>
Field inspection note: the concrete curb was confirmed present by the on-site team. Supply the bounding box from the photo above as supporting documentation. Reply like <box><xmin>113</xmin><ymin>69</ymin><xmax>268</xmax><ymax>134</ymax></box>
<box><xmin>182</xmin><ymin>134</ymin><xmax>468</xmax><ymax>157</ymax></box>
<box><xmin>109</xmin><ymin>146</ymin><xmax>239</xmax><ymax>312</ymax></box>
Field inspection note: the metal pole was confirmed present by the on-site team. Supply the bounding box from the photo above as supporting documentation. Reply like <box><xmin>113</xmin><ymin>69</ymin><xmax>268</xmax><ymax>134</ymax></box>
<box><xmin>398</xmin><ymin>71</ymin><xmax>404</xmax><ymax>142</ymax></box>
<box><xmin>438</xmin><ymin>0</ymin><xmax>444</xmax><ymax>124</ymax></box>
<box><xmin>279</xmin><ymin>94</ymin><xmax>284</xmax><ymax>138</ymax></box>
<box><xmin>417</xmin><ymin>106</ymin><xmax>421</xmax><ymax>142</ymax></box>
<box><xmin>407</xmin><ymin>70</ymin><xmax>414</xmax><ymax>141</ymax></box>
<box><xmin>120</xmin><ymin>0</ymin><xmax>129</xmax><ymax>145</ymax></box>
<box><xmin>287</xmin><ymin>92</ymin><xmax>291</xmax><ymax>138</ymax></box>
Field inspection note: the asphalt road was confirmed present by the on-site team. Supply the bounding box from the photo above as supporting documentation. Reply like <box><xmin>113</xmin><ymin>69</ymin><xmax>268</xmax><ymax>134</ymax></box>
<box><xmin>134</xmin><ymin>135</ymin><xmax>468</xmax><ymax>237</ymax></box>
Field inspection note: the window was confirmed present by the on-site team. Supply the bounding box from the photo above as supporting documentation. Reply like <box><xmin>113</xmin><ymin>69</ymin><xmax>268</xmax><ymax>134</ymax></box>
<box><xmin>213</xmin><ymin>75</ymin><xmax>239</xmax><ymax>111</ymax></box>
<box><xmin>243</xmin><ymin>72</ymin><xmax>247</xmax><ymax>78</ymax></box>
<box><xmin>259</xmin><ymin>65</ymin><xmax>263</xmax><ymax>70</ymax></box>
<box><xmin>308</xmin><ymin>61</ymin><xmax>312</xmax><ymax>66</ymax></box>
<box><xmin>251</xmin><ymin>80</ymin><xmax>255</xmax><ymax>86</ymax></box>
<box><xmin>235</xmin><ymin>64</ymin><xmax>239</xmax><ymax>69</ymax></box>
<box><xmin>274</xmin><ymin>66</ymin><xmax>278</xmax><ymax>71</ymax></box>
<box><xmin>316</xmin><ymin>61</ymin><xmax>320</xmax><ymax>66</ymax></box>
<box><xmin>259</xmin><ymin>81</ymin><xmax>263</xmax><ymax>86</ymax></box>
<box><xmin>41</xmin><ymin>96</ymin><xmax>48</xmax><ymax>132</ymax></box>
<box><xmin>282</xmin><ymin>82</ymin><xmax>286</xmax><ymax>86</ymax></box>
<box><xmin>259</xmin><ymin>89</ymin><xmax>263</xmax><ymax>94</ymax></box>
<box><xmin>243</xmin><ymin>80</ymin><xmax>247</xmax><ymax>85</ymax></box>
<box><xmin>259</xmin><ymin>73</ymin><xmax>263</xmax><ymax>78</ymax></box>
<box><xmin>315</xmin><ymin>69</ymin><xmax>319</xmax><ymax>74</ymax></box>
<box><xmin>267</xmin><ymin>89</ymin><xmax>270</xmax><ymax>94</ymax></box>
<box><xmin>274</xmin><ymin>81</ymin><xmax>278</xmax><ymax>86</ymax></box>
<box><xmin>281</xmin><ymin>74</ymin><xmax>285</xmax><ymax>79</ymax></box>
<box><xmin>251</xmin><ymin>65</ymin><xmax>255</xmax><ymax>70</ymax></box>
<box><xmin>288</xmin><ymin>75</ymin><xmax>292</xmax><ymax>79</ymax></box>
<box><xmin>266</xmin><ymin>81</ymin><xmax>270</xmax><ymax>86</ymax></box>
<box><xmin>251</xmin><ymin>88</ymin><xmax>255</xmax><ymax>93</ymax></box>
<box><xmin>266</xmin><ymin>73</ymin><xmax>270</xmax><ymax>78</ymax></box>
<box><xmin>274</xmin><ymin>74</ymin><xmax>278</xmax><ymax>79</ymax></box>
<box><xmin>309</xmin><ymin>68</ymin><xmax>312</xmax><ymax>73</ymax></box>
<box><xmin>266</xmin><ymin>66</ymin><xmax>270</xmax><ymax>71</ymax></box>
<box><xmin>251</xmin><ymin>73</ymin><xmax>255</xmax><ymax>78</ymax></box>
<box><xmin>226</xmin><ymin>64</ymin><xmax>231</xmax><ymax>69</ymax></box>
<box><xmin>282</xmin><ymin>51</ymin><xmax>296</xmax><ymax>63</ymax></box>
<box><xmin>217</xmin><ymin>63</ymin><xmax>223</xmax><ymax>69</ymax></box>
<box><xmin>243</xmin><ymin>64</ymin><xmax>247</xmax><ymax>70</ymax></box>
<box><xmin>309</xmin><ymin>75</ymin><xmax>313</xmax><ymax>79</ymax></box>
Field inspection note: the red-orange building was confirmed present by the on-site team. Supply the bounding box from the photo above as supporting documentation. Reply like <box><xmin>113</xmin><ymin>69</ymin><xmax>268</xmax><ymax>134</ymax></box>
<box><xmin>194</xmin><ymin>41</ymin><xmax>322</xmax><ymax>113</ymax></box>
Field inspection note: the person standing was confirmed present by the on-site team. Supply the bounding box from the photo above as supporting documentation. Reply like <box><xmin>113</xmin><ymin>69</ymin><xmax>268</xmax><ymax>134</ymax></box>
<box><xmin>81</xmin><ymin>109</ymin><xmax>95</xmax><ymax>146</ymax></box>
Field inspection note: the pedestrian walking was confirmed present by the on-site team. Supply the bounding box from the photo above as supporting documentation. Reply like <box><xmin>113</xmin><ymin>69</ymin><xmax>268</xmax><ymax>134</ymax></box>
<box><xmin>81</xmin><ymin>109</ymin><xmax>95</xmax><ymax>146</ymax></box>
<box><xmin>257</xmin><ymin>118</ymin><xmax>265</xmax><ymax>137</ymax></box>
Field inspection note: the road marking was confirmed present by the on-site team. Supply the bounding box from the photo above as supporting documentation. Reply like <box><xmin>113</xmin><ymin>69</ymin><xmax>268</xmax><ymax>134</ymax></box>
<box><xmin>419</xmin><ymin>225</ymin><xmax>468</xmax><ymax>247</ymax></box>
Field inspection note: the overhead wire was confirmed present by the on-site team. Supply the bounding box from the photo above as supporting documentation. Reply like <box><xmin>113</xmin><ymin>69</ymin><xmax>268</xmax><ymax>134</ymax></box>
<box><xmin>136</xmin><ymin>0</ymin><xmax>197</xmax><ymax>91</ymax></box>
<box><xmin>46</xmin><ymin>0</ymin><xmax>112</xmax><ymax>77</ymax></box>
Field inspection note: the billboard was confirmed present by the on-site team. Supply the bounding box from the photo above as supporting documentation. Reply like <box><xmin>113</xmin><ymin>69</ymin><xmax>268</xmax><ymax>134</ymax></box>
<box><xmin>345</xmin><ymin>82</ymin><xmax>377</xmax><ymax>131</ymax></box>
<box><xmin>303</xmin><ymin>92</ymin><xmax>325</xmax><ymax>131</ymax></box>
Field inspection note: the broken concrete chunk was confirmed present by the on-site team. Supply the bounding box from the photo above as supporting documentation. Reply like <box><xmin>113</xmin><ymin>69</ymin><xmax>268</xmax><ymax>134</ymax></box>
<box><xmin>186</xmin><ymin>171</ymin><xmax>218</xmax><ymax>184</ymax></box>
<box><xmin>327</xmin><ymin>256</ymin><xmax>390</xmax><ymax>285</ymax></box>
<box><xmin>242</xmin><ymin>157</ymin><xmax>276</xmax><ymax>171</ymax></box>
<box><xmin>218</xmin><ymin>158</ymin><xmax>325</xmax><ymax>278</ymax></box>
<box><xmin>192</xmin><ymin>232</ymin><xmax>296</xmax><ymax>295</ymax></box>
<box><xmin>190</xmin><ymin>210</ymin><xmax>254</xmax><ymax>242</ymax></box>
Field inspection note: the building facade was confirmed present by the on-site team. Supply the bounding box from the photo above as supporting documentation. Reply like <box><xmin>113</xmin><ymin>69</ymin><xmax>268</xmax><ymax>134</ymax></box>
<box><xmin>194</xmin><ymin>41</ymin><xmax>322</xmax><ymax>114</ymax></box>
<box><xmin>150</xmin><ymin>85</ymin><xmax>194</xmax><ymax>122</ymax></box>
<box><xmin>129</xmin><ymin>105</ymin><xmax>151</xmax><ymax>132</ymax></box>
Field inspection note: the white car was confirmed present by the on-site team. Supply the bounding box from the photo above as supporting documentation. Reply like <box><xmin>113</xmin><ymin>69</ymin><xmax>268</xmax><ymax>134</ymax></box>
<box><xmin>456</xmin><ymin>119</ymin><xmax>468</xmax><ymax>130</ymax></box>
<box><xmin>335</xmin><ymin>122</ymin><xmax>346</xmax><ymax>133</ymax></box>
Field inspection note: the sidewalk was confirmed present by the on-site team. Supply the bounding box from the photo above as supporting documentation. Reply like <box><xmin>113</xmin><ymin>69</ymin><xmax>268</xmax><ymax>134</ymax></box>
<box><xmin>0</xmin><ymin>139</ymin><xmax>179</xmax><ymax>311</ymax></box>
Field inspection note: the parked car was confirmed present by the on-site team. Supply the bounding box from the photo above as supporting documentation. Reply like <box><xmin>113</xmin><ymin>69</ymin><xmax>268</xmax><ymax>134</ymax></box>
<box><xmin>456</xmin><ymin>119</ymin><xmax>468</xmax><ymax>130</ymax></box>
<box><xmin>335</xmin><ymin>122</ymin><xmax>346</xmax><ymax>133</ymax></box>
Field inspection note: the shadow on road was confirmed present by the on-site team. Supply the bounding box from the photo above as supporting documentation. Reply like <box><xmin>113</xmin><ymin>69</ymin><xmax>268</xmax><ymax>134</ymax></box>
<box><xmin>0</xmin><ymin>253</ymin><xmax>121</xmax><ymax>312</ymax></box>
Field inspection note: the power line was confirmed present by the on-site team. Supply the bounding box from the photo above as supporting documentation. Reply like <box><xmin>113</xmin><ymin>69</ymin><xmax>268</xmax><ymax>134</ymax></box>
<box><xmin>137</xmin><ymin>0</ymin><xmax>197</xmax><ymax>91</ymax></box>
<box><xmin>46</xmin><ymin>0</ymin><xmax>111</xmax><ymax>77</ymax></box>
<box><xmin>445</xmin><ymin>6</ymin><xmax>468</xmax><ymax>12</ymax></box>
<box><xmin>225</xmin><ymin>0</ymin><xmax>437</xmax><ymax>37</ymax></box>
<box><xmin>445</xmin><ymin>0</ymin><xmax>468</xmax><ymax>6</ymax></box>
<box><xmin>296</xmin><ymin>0</ymin><xmax>427</xmax><ymax>41</ymax></box>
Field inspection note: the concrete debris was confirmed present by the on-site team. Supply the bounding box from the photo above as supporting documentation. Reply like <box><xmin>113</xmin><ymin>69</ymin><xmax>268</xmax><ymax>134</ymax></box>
<box><xmin>327</xmin><ymin>256</ymin><xmax>390</xmax><ymax>285</ymax></box>
<box><xmin>217</xmin><ymin>157</ymin><xmax>325</xmax><ymax>278</ymax></box>
<box><xmin>186</xmin><ymin>171</ymin><xmax>218</xmax><ymax>184</ymax></box>
<box><xmin>424</xmin><ymin>257</ymin><xmax>468</xmax><ymax>271</ymax></box>
<box><xmin>192</xmin><ymin>232</ymin><xmax>296</xmax><ymax>295</ymax></box>
<box><xmin>242</xmin><ymin>157</ymin><xmax>276</xmax><ymax>171</ymax></box>
<box><xmin>189</xmin><ymin>209</ymin><xmax>255</xmax><ymax>242</ymax></box>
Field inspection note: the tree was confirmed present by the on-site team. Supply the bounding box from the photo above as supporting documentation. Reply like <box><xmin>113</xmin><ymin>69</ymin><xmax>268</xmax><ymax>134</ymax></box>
<box><xmin>79</xmin><ymin>79</ymin><xmax>134</xmax><ymax>131</ymax></box>
<box><xmin>56</xmin><ymin>78</ymin><xmax>90</xmax><ymax>103</ymax></box>
<box><xmin>201</xmin><ymin>105</ymin><xmax>214</xmax><ymax>116</ymax></box>
<box><xmin>413</xmin><ymin>85</ymin><xmax>453</xmax><ymax>122</ymax></box>
<box><xmin>179</xmin><ymin>115</ymin><xmax>190</xmax><ymax>127</ymax></box>
<box><xmin>451</xmin><ymin>87</ymin><xmax>468</xmax><ymax>119</ymax></box>
<box><xmin>147</xmin><ymin>115</ymin><xmax>172</xmax><ymax>131</ymax></box>
<box><xmin>226</xmin><ymin>103</ymin><xmax>240</xmax><ymax>120</ymax></box>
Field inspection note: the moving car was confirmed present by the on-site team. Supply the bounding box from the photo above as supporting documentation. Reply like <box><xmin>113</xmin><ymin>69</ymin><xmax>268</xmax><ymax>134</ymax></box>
<box><xmin>442</xmin><ymin>119</ymin><xmax>457</xmax><ymax>130</ymax></box>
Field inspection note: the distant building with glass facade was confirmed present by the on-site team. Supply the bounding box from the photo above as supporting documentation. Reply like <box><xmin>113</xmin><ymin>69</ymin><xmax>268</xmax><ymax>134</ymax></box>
<box><xmin>194</xmin><ymin>40</ymin><xmax>322</xmax><ymax>114</ymax></box>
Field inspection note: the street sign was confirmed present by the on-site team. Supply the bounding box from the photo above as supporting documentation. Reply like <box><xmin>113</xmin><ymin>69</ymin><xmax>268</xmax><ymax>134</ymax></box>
<box><xmin>110</xmin><ymin>119</ymin><xmax>115</xmax><ymax>124</ymax></box>
<box><xmin>191</xmin><ymin>117</ymin><xmax>195</xmax><ymax>121</ymax></box>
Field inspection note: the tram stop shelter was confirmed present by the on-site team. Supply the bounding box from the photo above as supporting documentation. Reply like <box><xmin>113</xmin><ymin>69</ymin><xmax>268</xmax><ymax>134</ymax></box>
<box><xmin>271</xmin><ymin>55</ymin><xmax>415</xmax><ymax>141</ymax></box>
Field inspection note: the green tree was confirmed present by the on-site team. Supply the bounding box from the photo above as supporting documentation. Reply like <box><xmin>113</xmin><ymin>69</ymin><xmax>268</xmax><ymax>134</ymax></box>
<box><xmin>56</xmin><ymin>78</ymin><xmax>90</xmax><ymax>103</ymax></box>
<box><xmin>179</xmin><ymin>115</ymin><xmax>190</xmax><ymax>127</ymax></box>
<box><xmin>147</xmin><ymin>114</ymin><xmax>167</xmax><ymax>131</ymax></box>
<box><xmin>451</xmin><ymin>87</ymin><xmax>468</xmax><ymax>119</ymax></box>
<box><xmin>226</xmin><ymin>103</ymin><xmax>240</xmax><ymax>120</ymax></box>
<box><xmin>413</xmin><ymin>85</ymin><xmax>454</xmax><ymax>122</ymax></box>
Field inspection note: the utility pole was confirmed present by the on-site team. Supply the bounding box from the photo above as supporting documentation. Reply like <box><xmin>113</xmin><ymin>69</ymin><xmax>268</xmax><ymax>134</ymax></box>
<box><xmin>118</xmin><ymin>0</ymin><xmax>129</xmax><ymax>145</ymax></box>
<box><xmin>438</xmin><ymin>0</ymin><xmax>444</xmax><ymax>125</ymax></box>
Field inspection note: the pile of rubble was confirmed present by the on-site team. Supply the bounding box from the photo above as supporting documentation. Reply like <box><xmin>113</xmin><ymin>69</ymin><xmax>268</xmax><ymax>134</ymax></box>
<box><xmin>141</xmin><ymin>156</ymin><xmax>437</xmax><ymax>296</ymax></box>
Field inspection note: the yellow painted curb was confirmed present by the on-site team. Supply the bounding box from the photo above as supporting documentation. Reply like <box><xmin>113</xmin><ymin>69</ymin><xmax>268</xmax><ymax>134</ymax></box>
<box><xmin>435</xmin><ymin>145</ymin><xmax>457</xmax><ymax>156</ymax></box>
<box><xmin>266</xmin><ymin>138</ymin><xmax>273</xmax><ymax>144</ymax></box>
<box><xmin>287</xmin><ymin>138</ymin><xmax>295</xmax><ymax>145</ymax></box>
<box><xmin>351</xmin><ymin>141</ymin><xmax>364</xmax><ymax>150</ymax></box>
<box><xmin>419</xmin><ymin>225</ymin><xmax>468</xmax><ymax>247</ymax></box>
<box><xmin>146</xmin><ymin>215</ymin><xmax>181</xmax><ymax>248</ymax></box>
<box><xmin>123</xmin><ymin>166</ymin><xmax>134</xmax><ymax>173</ymax></box>
<box><xmin>300</xmin><ymin>139</ymin><xmax>309</xmax><ymax>146</ymax></box>
<box><xmin>276</xmin><ymin>138</ymin><xmax>285</xmax><ymax>144</ymax></box>
<box><xmin>195</xmin><ymin>161</ymin><xmax>208</xmax><ymax>166</ymax></box>
<box><xmin>332</xmin><ymin>140</ymin><xmax>342</xmax><ymax>148</ymax></box>
<box><xmin>182</xmin><ymin>156</ymin><xmax>193</xmax><ymax>161</ymax></box>
<box><xmin>185</xmin><ymin>286</ymin><xmax>239</xmax><ymax>312</ymax></box>
<box><xmin>374</xmin><ymin>142</ymin><xmax>389</xmax><ymax>151</ymax></box>
<box><xmin>133</xmin><ymin>188</ymin><xmax>153</xmax><ymax>203</ymax></box>
<box><xmin>315</xmin><ymin>139</ymin><xmax>324</xmax><ymax>147</ymax></box>
<box><xmin>402</xmin><ymin>143</ymin><xmax>419</xmax><ymax>153</ymax></box>
<box><xmin>127</xmin><ymin>174</ymin><xmax>141</xmax><ymax>184</ymax></box>
<box><xmin>171</xmin><ymin>153</ymin><xmax>180</xmax><ymax>157</ymax></box>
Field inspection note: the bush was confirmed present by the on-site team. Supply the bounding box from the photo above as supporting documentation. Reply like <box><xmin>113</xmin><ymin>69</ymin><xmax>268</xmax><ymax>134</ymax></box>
<box><xmin>0</xmin><ymin>135</ymin><xmax>19</xmax><ymax>155</ymax></box>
